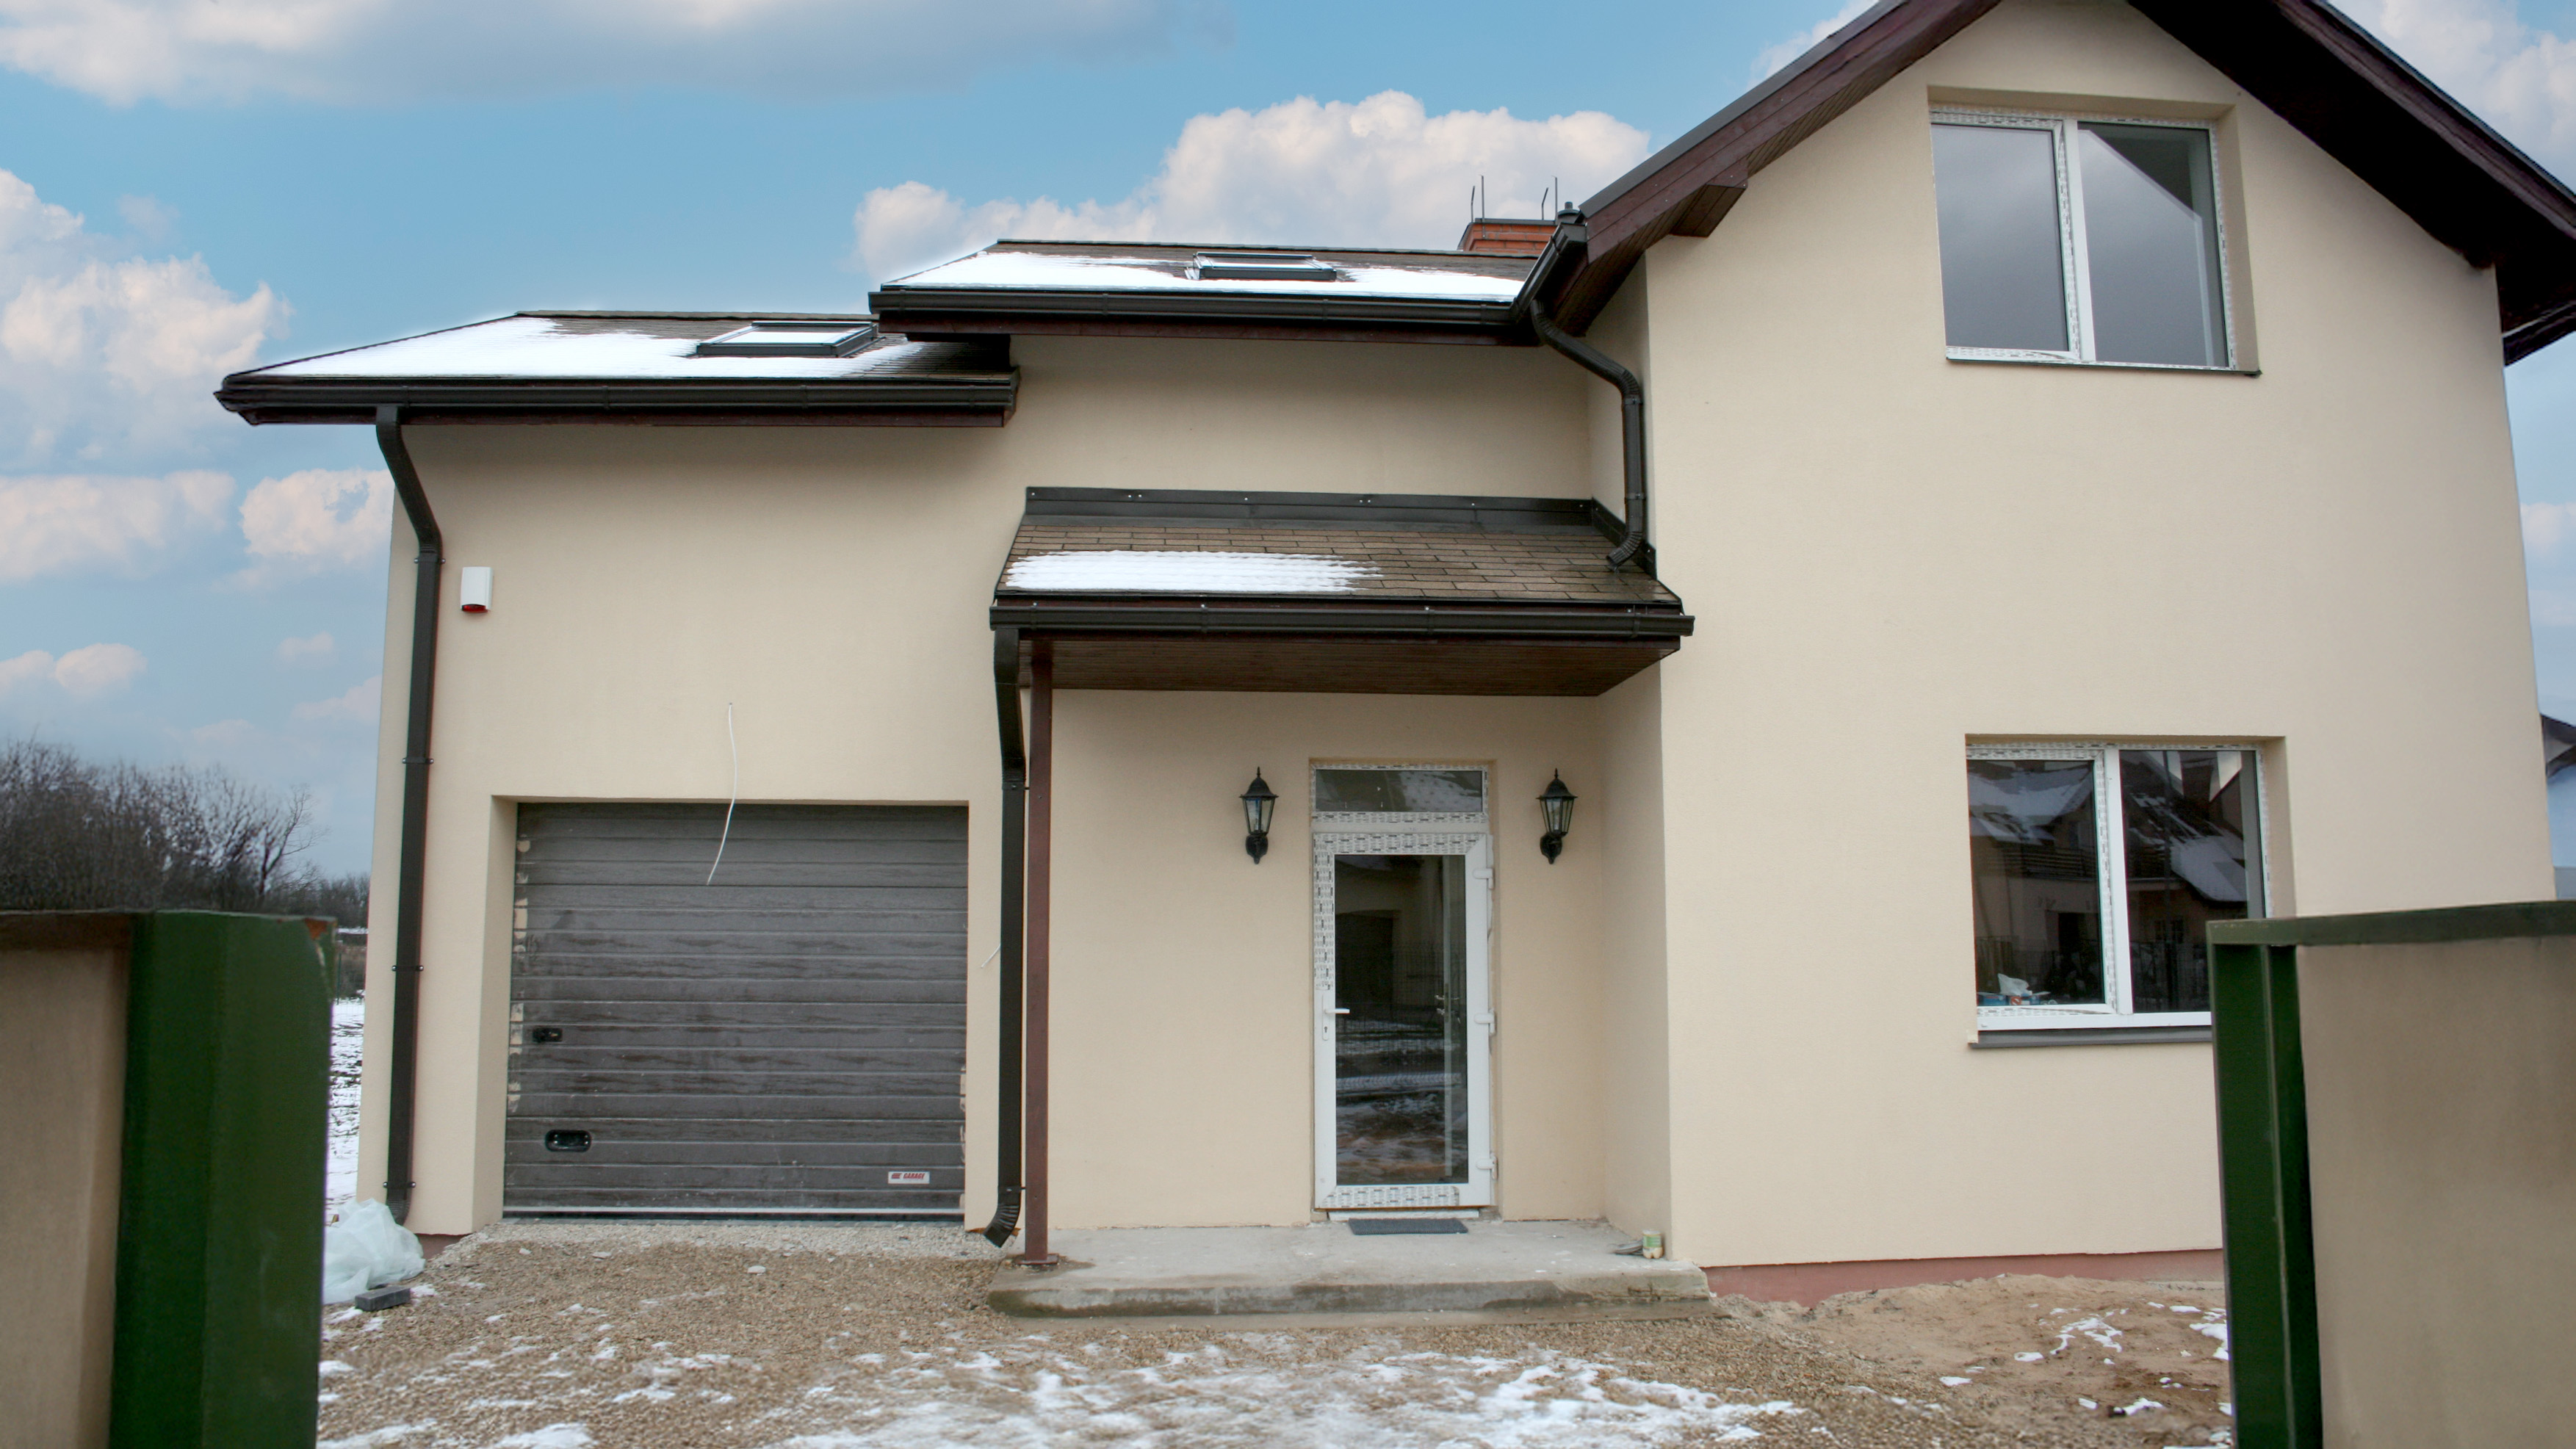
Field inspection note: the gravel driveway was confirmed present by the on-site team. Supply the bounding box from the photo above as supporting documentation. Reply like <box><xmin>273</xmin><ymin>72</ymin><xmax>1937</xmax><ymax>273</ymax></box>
<box><xmin>316</xmin><ymin>1222</ymin><xmax>2232</xmax><ymax>1448</ymax></box>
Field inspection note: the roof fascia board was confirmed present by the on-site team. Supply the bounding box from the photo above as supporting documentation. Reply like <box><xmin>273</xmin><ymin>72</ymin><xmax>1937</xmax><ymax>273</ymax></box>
<box><xmin>1547</xmin><ymin>0</ymin><xmax>2001</xmax><ymax>330</ymax></box>
<box><xmin>880</xmin><ymin>316</ymin><xmax>1521</xmax><ymax>347</ymax></box>
<box><xmin>988</xmin><ymin>601</ymin><xmax>1693</xmax><ymax>639</ymax></box>
<box><xmin>870</xmin><ymin>286</ymin><xmax>1517</xmax><ymax>337</ymax></box>
<box><xmin>2130</xmin><ymin>0</ymin><xmax>2576</xmax><ymax>358</ymax></box>
<box><xmin>1546</xmin><ymin>0</ymin><xmax>2576</xmax><ymax>355</ymax></box>
<box><xmin>215</xmin><ymin>375</ymin><xmax>1018</xmax><ymax>426</ymax></box>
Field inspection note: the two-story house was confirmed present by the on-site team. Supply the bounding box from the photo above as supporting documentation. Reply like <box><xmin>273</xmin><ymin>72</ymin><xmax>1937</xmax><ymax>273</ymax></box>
<box><xmin>220</xmin><ymin>0</ymin><xmax>2576</xmax><ymax>1294</ymax></box>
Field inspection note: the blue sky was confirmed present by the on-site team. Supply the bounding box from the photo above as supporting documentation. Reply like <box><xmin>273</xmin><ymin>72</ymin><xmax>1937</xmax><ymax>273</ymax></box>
<box><xmin>4</xmin><ymin>0</ymin><xmax>2576</xmax><ymax>872</ymax></box>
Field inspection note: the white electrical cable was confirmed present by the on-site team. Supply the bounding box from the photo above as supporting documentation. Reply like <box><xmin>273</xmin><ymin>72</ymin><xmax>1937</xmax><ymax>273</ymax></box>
<box><xmin>706</xmin><ymin>702</ymin><xmax>737</xmax><ymax>886</ymax></box>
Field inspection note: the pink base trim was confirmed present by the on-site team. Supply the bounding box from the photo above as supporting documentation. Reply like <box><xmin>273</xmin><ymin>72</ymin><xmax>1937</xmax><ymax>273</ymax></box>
<box><xmin>1701</xmin><ymin>1249</ymin><xmax>2225</xmax><ymax>1307</ymax></box>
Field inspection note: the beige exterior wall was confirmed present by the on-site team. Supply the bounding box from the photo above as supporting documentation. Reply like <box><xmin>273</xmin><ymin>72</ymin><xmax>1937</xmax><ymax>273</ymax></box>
<box><xmin>2297</xmin><ymin>937</ymin><xmax>2576</xmax><ymax>1447</ymax></box>
<box><xmin>0</xmin><ymin>944</ymin><xmax>128</xmax><ymax>1449</ymax></box>
<box><xmin>1626</xmin><ymin>0</ymin><xmax>2550</xmax><ymax>1265</ymax></box>
<box><xmin>361</xmin><ymin>339</ymin><xmax>1595</xmax><ymax>1234</ymax></box>
<box><xmin>1047</xmin><ymin>691</ymin><xmax>1603</xmax><ymax>1226</ymax></box>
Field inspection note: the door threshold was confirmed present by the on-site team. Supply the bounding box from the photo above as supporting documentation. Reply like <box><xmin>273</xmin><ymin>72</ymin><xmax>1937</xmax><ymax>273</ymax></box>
<box><xmin>1321</xmin><ymin>1207</ymin><xmax>1485</xmax><ymax>1221</ymax></box>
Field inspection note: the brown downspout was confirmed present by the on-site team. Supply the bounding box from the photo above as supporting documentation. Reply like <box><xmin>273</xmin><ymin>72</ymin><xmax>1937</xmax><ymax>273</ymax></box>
<box><xmin>1019</xmin><ymin>642</ymin><xmax>1059</xmax><ymax>1266</ymax></box>
<box><xmin>375</xmin><ymin>404</ymin><xmax>440</xmax><ymax>1225</ymax></box>
<box><xmin>978</xmin><ymin>629</ymin><xmax>1028</xmax><ymax>1247</ymax></box>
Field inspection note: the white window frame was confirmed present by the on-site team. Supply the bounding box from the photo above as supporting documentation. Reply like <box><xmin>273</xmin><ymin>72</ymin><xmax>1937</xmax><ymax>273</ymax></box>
<box><xmin>1969</xmin><ymin>742</ymin><xmax>2267</xmax><ymax>1033</ymax></box>
<box><xmin>1933</xmin><ymin>108</ymin><xmax>2237</xmax><ymax>372</ymax></box>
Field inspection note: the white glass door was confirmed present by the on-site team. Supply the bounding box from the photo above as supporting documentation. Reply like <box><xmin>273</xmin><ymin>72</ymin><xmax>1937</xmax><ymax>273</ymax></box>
<box><xmin>1313</xmin><ymin>829</ymin><xmax>1493</xmax><ymax>1210</ymax></box>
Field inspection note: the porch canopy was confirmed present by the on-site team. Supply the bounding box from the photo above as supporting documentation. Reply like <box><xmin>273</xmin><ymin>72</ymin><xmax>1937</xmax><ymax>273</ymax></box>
<box><xmin>989</xmin><ymin>487</ymin><xmax>1692</xmax><ymax>695</ymax></box>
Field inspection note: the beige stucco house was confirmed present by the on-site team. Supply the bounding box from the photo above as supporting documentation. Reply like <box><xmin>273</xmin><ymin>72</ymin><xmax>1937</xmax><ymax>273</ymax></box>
<box><xmin>220</xmin><ymin>0</ymin><xmax>2576</xmax><ymax>1293</ymax></box>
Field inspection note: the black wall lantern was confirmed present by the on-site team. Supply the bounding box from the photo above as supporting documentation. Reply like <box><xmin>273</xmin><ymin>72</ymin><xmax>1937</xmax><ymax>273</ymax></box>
<box><xmin>1240</xmin><ymin>769</ymin><xmax>1278</xmax><ymax>861</ymax></box>
<box><xmin>1538</xmin><ymin>771</ymin><xmax>1577</xmax><ymax>863</ymax></box>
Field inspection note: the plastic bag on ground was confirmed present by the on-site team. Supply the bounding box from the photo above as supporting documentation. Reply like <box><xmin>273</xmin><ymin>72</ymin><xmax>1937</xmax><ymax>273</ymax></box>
<box><xmin>322</xmin><ymin>1198</ymin><xmax>424</xmax><ymax>1304</ymax></box>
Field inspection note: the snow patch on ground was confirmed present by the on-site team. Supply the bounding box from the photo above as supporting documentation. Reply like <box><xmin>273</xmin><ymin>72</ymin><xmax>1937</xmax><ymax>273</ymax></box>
<box><xmin>2192</xmin><ymin>1320</ymin><xmax>2231</xmax><ymax>1359</ymax></box>
<box><xmin>327</xmin><ymin>996</ymin><xmax>363</xmax><ymax>1211</ymax></box>
<box><xmin>492</xmin><ymin>1428</ymin><xmax>593</xmax><ymax>1449</ymax></box>
<box><xmin>763</xmin><ymin>1344</ymin><xmax>1802</xmax><ymax>1448</ymax></box>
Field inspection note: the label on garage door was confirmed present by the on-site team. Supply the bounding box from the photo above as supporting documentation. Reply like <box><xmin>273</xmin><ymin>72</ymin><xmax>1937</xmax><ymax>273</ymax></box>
<box><xmin>887</xmin><ymin>1171</ymin><xmax>931</xmax><ymax>1185</ymax></box>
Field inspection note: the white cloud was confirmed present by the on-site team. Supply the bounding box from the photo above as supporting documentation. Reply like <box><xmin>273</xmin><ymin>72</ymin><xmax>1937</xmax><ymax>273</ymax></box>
<box><xmin>0</xmin><ymin>641</ymin><xmax>147</xmax><ymax>697</ymax></box>
<box><xmin>0</xmin><ymin>0</ymin><xmax>1227</xmax><ymax>106</ymax></box>
<box><xmin>276</xmin><ymin>631</ymin><xmax>336</xmax><ymax>665</ymax></box>
<box><xmin>2348</xmin><ymin>0</ymin><xmax>2576</xmax><ymax>168</ymax></box>
<box><xmin>291</xmin><ymin>674</ymin><xmax>379</xmax><ymax>723</ymax></box>
<box><xmin>232</xmin><ymin>467</ymin><xmax>392</xmax><ymax>585</ymax></box>
<box><xmin>854</xmin><ymin>90</ymin><xmax>1650</xmax><ymax>280</ymax></box>
<box><xmin>2526</xmin><ymin>499</ymin><xmax>2576</xmax><ymax>557</ymax></box>
<box><xmin>0</xmin><ymin>170</ymin><xmax>282</xmax><ymax>463</ymax></box>
<box><xmin>1753</xmin><ymin>0</ymin><xmax>1874</xmax><ymax>82</ymax></box>
<box><xmin>0</xmin><ymin>469</ymin><xmax>233</xmax><ymax>581</ymax></box>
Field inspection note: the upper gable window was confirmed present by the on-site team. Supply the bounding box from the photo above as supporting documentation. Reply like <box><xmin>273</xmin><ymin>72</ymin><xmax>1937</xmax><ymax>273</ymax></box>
<box><xmin>1932</xmin><ymin>112</ymin><xmax>2232</xmax><ymax>369</ymax></box>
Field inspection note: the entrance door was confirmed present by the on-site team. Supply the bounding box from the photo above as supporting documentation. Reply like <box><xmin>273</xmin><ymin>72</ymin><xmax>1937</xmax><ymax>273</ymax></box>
<box><xmin>1314</xmin><ymin>804</ymin><xmax>1493</xmax><ymax>1210</ymax></box>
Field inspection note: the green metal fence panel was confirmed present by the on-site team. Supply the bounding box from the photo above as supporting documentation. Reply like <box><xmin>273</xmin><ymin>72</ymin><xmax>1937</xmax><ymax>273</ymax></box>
<box><xmin>2209</xmin><ymin>939</ymin><xmax>2321</xmax><ymax>1448</ymax></box>
<box><xmin>109</xmin><ymin>913</ymin><xmax>330</xmax><ymax>1449</ymax></box>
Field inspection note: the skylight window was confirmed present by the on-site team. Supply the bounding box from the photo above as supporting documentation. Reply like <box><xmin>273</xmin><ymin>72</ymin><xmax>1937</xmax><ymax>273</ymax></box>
<box><xmin>694</xmin><ymin>322</ymin><xmax>878</xmax><ymax>357</ymax></box>
<box><xmin>1191</xmin><ymin>252</ymin><xmax>1341</xmax><ymax>283</ymax></box>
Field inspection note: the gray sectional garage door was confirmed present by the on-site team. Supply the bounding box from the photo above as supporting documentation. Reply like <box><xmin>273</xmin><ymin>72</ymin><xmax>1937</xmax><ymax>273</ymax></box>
<box><xmin>506</xmin><ymin>803</ymin><xmax>967</xmax><ymax>1214</ymax></box>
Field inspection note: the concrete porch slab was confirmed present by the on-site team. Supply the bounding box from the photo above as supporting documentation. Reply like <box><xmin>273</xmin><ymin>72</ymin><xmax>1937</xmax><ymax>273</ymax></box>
<box><xmin>989</xmin><ymin>1220</ymin><xmax>1713</xmax><ymax>1323</ymax></box>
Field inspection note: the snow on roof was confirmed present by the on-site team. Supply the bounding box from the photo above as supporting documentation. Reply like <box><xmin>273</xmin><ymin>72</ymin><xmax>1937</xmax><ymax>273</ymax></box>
<box><xmin>1002</xmin><ymin>550</ymin><xmax>1377</xmax><ymax>593</ymax></box>
<box><xmin>890</xmin><ymin>247</ymin><xmax>1524</xmax><ymax>303</ymax></box>
<box><xmin>244</xmin><ymin>314</ymin><xmax>965</xmax><ymax>382</ymax></box>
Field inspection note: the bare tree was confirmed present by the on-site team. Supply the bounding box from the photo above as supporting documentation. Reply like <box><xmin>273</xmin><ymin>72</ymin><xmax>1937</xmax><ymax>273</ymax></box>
<box><xmin>0</xmin><ymin>739</ymin><xmax>367</xmax><ymax>923</ymax></box>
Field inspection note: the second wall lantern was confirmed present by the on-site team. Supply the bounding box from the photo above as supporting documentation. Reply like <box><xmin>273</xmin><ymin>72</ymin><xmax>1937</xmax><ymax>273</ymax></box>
<box><xmin>1538</xmin><ymin>771</ymin><xmax>1577</xmax><ymax>863</ymax></box>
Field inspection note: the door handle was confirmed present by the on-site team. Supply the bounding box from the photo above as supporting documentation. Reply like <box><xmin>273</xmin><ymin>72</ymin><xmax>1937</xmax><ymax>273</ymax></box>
<box><xmin>1332</xmin><ymin>1008</ymin><xmax>1351</xmax><ymax>1015</ymax></box>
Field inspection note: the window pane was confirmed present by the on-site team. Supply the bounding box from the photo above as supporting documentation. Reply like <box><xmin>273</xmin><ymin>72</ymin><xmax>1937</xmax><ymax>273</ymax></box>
<box><xmin>2078</xmin><ymin>124</ymin><xmax>2226</xmax><ymax>366</ymax></box>
<box><xmin>1334</xmin><ymin>854</ymin><xmax>1470</xmax><ymax>1186</ymax></box>
<box><xmin>2121</xmin><ymin>750</ymin><xmax>2254</xmax><ymax>1013</ymax></box>
<box><xmin>1969</xmin><ymin>759</ymin><xmax>2106</xmax><ymax>1006</ymax></box>
<box><xmin>1933</xmin><ymin>123</ymin><xmax>2070</xmax><ymax>353</ymax></box>
<box><xmin>1313</xmin><ymin>769</ymin><xmax>1484</xmax><ymax>813</ymax></box>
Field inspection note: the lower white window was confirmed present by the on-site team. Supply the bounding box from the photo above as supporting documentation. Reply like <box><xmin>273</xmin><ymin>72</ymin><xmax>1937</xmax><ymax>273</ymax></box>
<box><xmin>1967</xmin><ymin>743</ymin><xmax>2264</xmax><ymax>1032</ymax></box>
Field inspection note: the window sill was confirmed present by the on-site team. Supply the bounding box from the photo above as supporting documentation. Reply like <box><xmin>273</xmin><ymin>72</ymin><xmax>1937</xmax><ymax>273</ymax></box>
<box><xmin>1973</xmin><ymin>1025</ymin><xmax>2213</xmax><ymax>1049</ymax></box>
<box><xmin>1947</xmin><ymin>351</ymin><xmax>2258</xmax><ymax>377</ymax></box>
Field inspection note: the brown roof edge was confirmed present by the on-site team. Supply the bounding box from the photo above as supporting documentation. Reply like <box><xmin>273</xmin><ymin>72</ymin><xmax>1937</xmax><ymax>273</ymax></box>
<box><xmin>1548</xmin><ymin>0</ymin><xmax>2000</xmax><ymax>330</ymax></box>
<box><xmin>1547</xmin><ymin>0</ymin><xmax>2576</xmax><ymax>358</ymax></box>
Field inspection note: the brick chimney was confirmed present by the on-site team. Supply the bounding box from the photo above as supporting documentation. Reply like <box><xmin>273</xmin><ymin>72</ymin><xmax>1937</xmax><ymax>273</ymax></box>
<box><xmin>1456</xmin><ymin>218</ymin><xmax>1554</xmax><ymax>256</ymax></box>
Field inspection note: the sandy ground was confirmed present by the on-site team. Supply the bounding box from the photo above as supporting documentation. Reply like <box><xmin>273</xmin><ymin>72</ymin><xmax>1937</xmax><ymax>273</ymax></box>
<box><xmin>315</xmin><ymin>1222</ymin><xmax>2234</xmax><ymax>1448</ymax></box>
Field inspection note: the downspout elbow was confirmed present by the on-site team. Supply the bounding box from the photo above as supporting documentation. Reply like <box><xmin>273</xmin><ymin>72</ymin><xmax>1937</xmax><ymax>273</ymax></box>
<box><xmin>1529</xmin><ymin>299</ymin><xmax>1653</xmax><ymax>576</ymax></box>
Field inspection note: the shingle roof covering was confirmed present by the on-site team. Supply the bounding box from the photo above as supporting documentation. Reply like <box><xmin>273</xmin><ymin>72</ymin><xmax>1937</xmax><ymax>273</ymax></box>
<box><xmin>997</xmin><ymin>518</ymin><xmax>1676</xmax><ymax>607</ymax></box>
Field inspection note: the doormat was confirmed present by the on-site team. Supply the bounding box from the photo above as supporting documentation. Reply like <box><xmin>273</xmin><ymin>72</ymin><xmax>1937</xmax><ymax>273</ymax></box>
<box><xmin>1346</xmin><ymin>1218</ymin><xmax>1468</xmax><ymax>1235</ymax></box>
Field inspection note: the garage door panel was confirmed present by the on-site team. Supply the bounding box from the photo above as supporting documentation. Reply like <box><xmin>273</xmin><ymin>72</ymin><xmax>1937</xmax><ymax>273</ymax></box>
<box><xmin>522</xmin><ymin>809</ymin><xmax>965</xmax><ymax>843</ymax></box>
<box><xmin>507</xmin><ymin>1115</ymin><xmax>962</xmax><ymax>1146</ymax></box>
<box><xmin>519</xmin><ymin>876</ymin><xmax>970</xmax><ymax>904</ymax></box>
<box><xmin>513</xmin><ymin>1023</ymin><xmax>962</xmax><ymax>1051</ymax></box>
<box><xmin>512</xmin><ymin>1091</ymin><xmax>969</xmax><ymax>1121</ymax></box>
<box><xmin>519</xmin><ymin>1045</ymin><xmax>963</xmax><ymax>1074</ymax></box>
<box><xmin>508</xmin><ymin>803</ymin><xmax>967</xmax><ymax>1215</ymax></box>
<box><xmin>515</xmin><ymin>1068</ymin><xmax>962</xmax><ymax>1097</ymax></box>
<box><xmin>502</xmin><ymin>1187</ymin><xmax>945</xmax><ymax>1212</ymax></box>
<box><xmin>513</xmin><ymin>977</ymin><xmax>966</xmax><ymax>1008</ymax></box>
